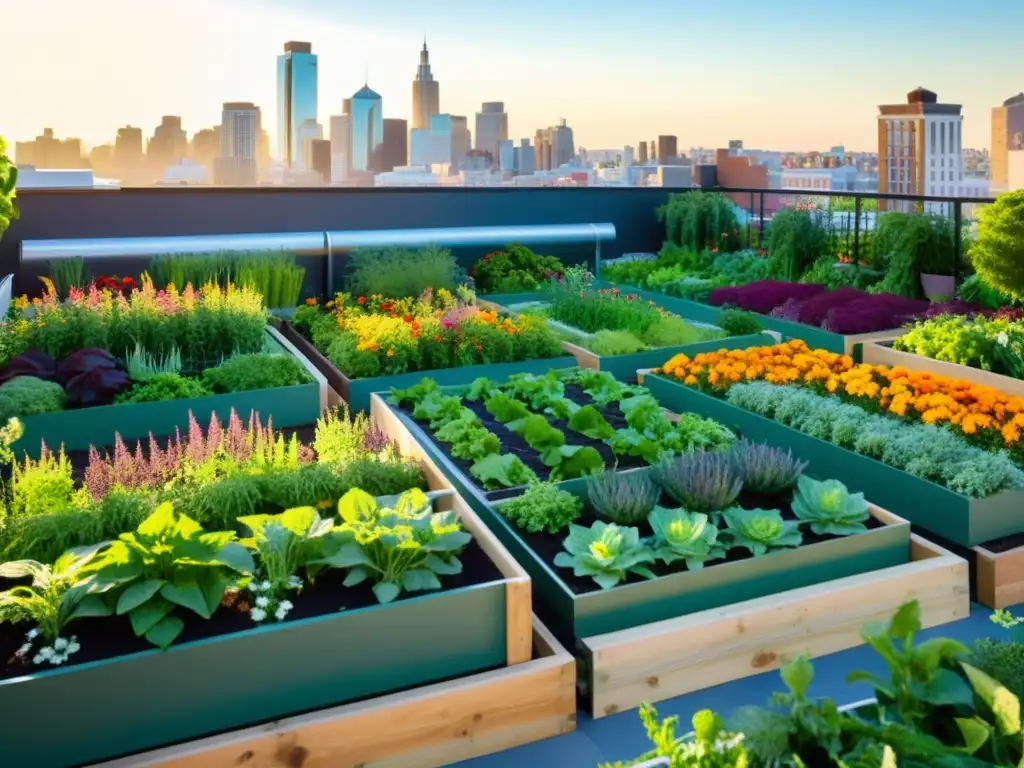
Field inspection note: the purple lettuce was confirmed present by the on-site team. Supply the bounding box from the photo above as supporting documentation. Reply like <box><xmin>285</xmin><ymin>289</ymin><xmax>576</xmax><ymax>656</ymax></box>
<box><xmin>708</xmin><ymin>281</ymin><xmax>828</xmax><ymax>315</ymax></box>
<box><xmin>56</xmin><ymin>348</ymin><xmax>119</xmax><ymax>385</ymax></box>
<box><xmin>0</xmin><ymin>350</ymin><xmax>60</xmax><ymax>385</ymax></box>
<box><xmin>913</xmin><ymin>299</ymin><xmax>984</xmax><ymax>321</ymax></box>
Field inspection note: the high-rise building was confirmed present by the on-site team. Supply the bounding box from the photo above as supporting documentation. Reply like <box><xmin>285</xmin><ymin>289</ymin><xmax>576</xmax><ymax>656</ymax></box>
<box><xmin>329</xmin><ymin>112</ymin><xmax>351</xmax><ymax>183</ymax></box>
<box><xmin>410</xmin><ymin>114</ymin><xmax>470</xmax><ymax>170</ymax></box>
<box><xmin>657</xmin><ymin>135</ymin><xmax>678</xmax><ymax>164</ymax></box>
<box><xmin>114</xmin><ymin>125</ymin><xmax>144</xmax><ymax>181</ymax></box>
<box><xmin>515</xmin><ymin>140</ymin><xmax>535</xmax><ymax>175</ymax></box>
<box><xmin>382</xmin><ymin>118</ymin><xmax>409</xmax><ymax>171</ymax></box>
<box><xmin>190</xmin><ymin>127</ymin><xmax>220</xmax><ymax>173</ymax></box>
<box><xmin>148</xmin><ymin>116</ymin><xmax>188</xmax><ymax>170</ymax></box>
<box><xmin>215</xmin><ymin>102</ymin><xmax>260</xmax><ymax>185</ymax></box>
<box><xmin>499</xmin><ymin>140</ymin><xmax>515</xmax><ymax>172</ymax></box>
<box><xmin>991</xmin><ymin>93</ymin><xmax>1024</xmax><ymax>193</ymax></box>
<box><xmin>637</xmin><ymin>141</ymin><xmax>648</xmax><ymax>164</ymax></box>
<box><xmin>14</xmin><ymin>128</ymin><xmax>85</xmax><ymax>168</ymax></box>
<box><xmin>534</xmin><ymin>120</ymin><xmax>575</xmax><ymax>171</ymax></box>
<box><xmin>276</xmin><ymin>41</ymin><xmax>318</xmax><ymax>169</ymax></box>
<box><xmin>412</xmin><ymin>40</ymin><xmax>440</xmax><ymax>132</ymax></box>
<box><xmin>474</xmin><ymin>102</ymin><xmax>508</xmax><ymax>166</ymax></box>
<box><xmin>877</xmin><ymin>87</ymin><xmax>963</xmax><ymax>212</ymax></box>
<box><xmin>307</xmin><ymin>138</ymin><xmax>331</xmax><ymax>184</ymax></box>
<box><xmin>350</xmin><ymin>85</ymin><xmax>384</xmax><ymax>173</ymax></box>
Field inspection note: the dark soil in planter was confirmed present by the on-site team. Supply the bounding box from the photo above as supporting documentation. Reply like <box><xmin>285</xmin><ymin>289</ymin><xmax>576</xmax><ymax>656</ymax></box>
<box><xmin>397</xmin><ymin>384</ymin><xmax>646</xmax><ymax>501</ymax></box>
<box><xmin>0</xmin><ymin>538</ymin><xmax>502</xmax><ymax>680</ymax></box>
<box><xmin>507</xmin><ymin>487</ymin><xmax>885</xmax><ymax>596</ymax></box>
<box><xmin>978</xmin><ymin>531</ymin><xmax>1024</xmax><ymax>554</ymax></box>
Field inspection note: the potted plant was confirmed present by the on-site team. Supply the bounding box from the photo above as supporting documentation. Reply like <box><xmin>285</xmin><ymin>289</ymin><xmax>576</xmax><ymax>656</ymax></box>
<box><xmin>916</xmin><ymin>214</ymin><xmax>958</xmax><ymax>300</ymax></box>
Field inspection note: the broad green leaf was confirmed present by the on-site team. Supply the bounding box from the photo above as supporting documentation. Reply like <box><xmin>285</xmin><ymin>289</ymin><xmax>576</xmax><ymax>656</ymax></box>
<box><xmin>278</xmin><ymin>506</ymin><xmax>319</xmax><ymax>536</ymax></box>
<box><xmin>215</xmin><ymin>542</ymin><xmax>255</xmax><ymax>574</ymax></box>
<box><xmin>423</xmin><ymin>554</ymin><xmax>462</xmax><ymax>575</ymax></box>
<box><xmin>338</xmin><ymin>488</ymin><xmax>378</xmax><ymax>524</ymax></box>
<box><xmin>962</xmin><ymin>661</ymin><xmax>1021</xmax><ymax>736</ymax></box>
<box><xmin>313</xmin><ymin>542</ymin><xmax>373</xmax><ymax>569</ymax></box>
<box><xmin>846</xmin><ymin>670</ymin><xmax>896</xmax><ymax>699</ymax></box>
<box><xmin>136</xmin><ymin>503</ymin><xmax>177</xmax><ymax>538</ymax></box>
<box><xmin>888</xmin><ymin>600</ymin><xmax>922</xmax><ymax>645</ymax></box>
<box><xmin>342</xmin><ymin>567</ymin><xmax>368</xmax><ymax>587</ymax></box>
<box><xmin>67</xmin><ymin>595</ymin><xmax>113</xmax><ymax>621</ymax></box>
<box><xmin>909</xmin><ymin>668</ymin><xmax>975</xmax><ymax>708</ymax></box>
<box><xmin>912</xmin><ymin>637</ymin><xmax>971</xmax><ymax>675</ymax></box>
<box><xmin>200</xmin><ymin>573</ymin><xmax>232</xmax><ymax>614</ymax></box>
<box><xmin>372</xmin><ymin>581</ymin><xmax>401</xmax><ymax>604</ymax></box>
<box><xmin>129</xmin><ymin>597</ymin><xmax>173</xmax><ymax>636</ymax></box>
<box><xmin>423</xmin><ymin>530</ymin><xmax>472</xmax><ymax>552</ymax></box>
<box><xmin>400</xmin><ymin>569</ymin><xmax>442</xmax><ymax>592</ymax></box>
<box><xmin>395</xmin><ymin>488</ymin><xmax>431</xmax><ymax>516</ymax></box>
<box><xmin>0</xmin><ymin>560</ymin><xmax>46</xmax><ymax>581</ymax></box>
<box><xmin>145</xmin><ymin>615</ymin><xmax>185</xmax><ymax>649</ymax></box>
<box><xmin>954</xmin><ymin>716</ymin><xmax>992</xmax><ymax>755</ymax></box>
<box><xmin>160</xmin><ymin>581</ymin><xmax>212</xmax><ymax>619</ymax></box>
<box><xmin>172</xmin><ymin>513</ymin><xmax>203</xmax><ymax>540</ymax></box>
<box><xmin>116</xmin><ymin>579</ymin><xmax>166</xmax><ymax>615</ymax></box>
<box><xmin>781</xmin><ymin>655</ymin><xmax>814</xmax><ymax>698</ymax></box>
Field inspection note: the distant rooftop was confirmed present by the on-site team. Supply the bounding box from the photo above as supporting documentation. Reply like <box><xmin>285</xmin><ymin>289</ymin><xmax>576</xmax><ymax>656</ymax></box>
<box><xmin>352</xmin><ymin>85</ymin><xmax>381</xmax><ymax>100</ymax></box>
<box><xmin>1005</xmin><ymin>93</ymin><xmax>1024</xmax><ymax>107</ymax></box>
<box><xmin>283</xmin><ymin>41</ymin><xmax>312</xmax><ymax>54</ymax></box>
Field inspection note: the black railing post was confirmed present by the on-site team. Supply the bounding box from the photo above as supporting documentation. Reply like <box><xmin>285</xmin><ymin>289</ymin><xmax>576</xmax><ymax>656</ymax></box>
<box><xmin>852</xmin><ymin>196</ymin><xmax>862</xmax><ymax>264</ymax></box>
<box><xmin>758</xmin><ymin>191</ymin><xmax>765</xmax><ymax>249</ymax></box>
<box><xmin>747</xmin><ymin>192</ymin><xmax>755</xmax><ymax>249</ymax></box>
<box><xmin>953</xmin><ymin>200</ymin><xmax>962</xmax><ymax>287</ymax></box>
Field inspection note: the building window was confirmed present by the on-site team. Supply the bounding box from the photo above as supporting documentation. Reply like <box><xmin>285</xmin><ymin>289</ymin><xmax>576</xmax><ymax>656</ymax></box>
<box><xmin>931</xmin><ymin>121</ymin><xmax>937</xmax><ymax>148</ymax></box>
<box><xmin>940</xmin><ymin>122</ymin><xmax>946</xmax><ymax>154</ymax></box>
<box><xmin>931</xmin><ymin>171</ymin><xmax>935</xmax><ymax>181</ymax></box>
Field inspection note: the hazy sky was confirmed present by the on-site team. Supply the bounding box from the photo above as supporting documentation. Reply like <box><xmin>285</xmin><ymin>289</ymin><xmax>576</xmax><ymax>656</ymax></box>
<box><xmin>5</xmin><ymin>0</ymin><xmax>1023</xmax><ymax>154</ymax></box>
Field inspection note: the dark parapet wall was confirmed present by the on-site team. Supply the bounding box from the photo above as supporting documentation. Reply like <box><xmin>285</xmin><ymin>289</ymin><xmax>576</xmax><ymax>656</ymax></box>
<box><xmin>1</xmin><ymin>187</ymin><xmax>671</xmax><ymax>296</ymax></box>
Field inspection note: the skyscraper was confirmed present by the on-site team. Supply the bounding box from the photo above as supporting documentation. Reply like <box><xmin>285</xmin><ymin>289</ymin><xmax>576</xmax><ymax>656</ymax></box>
<box><xmin>276</xmin><ymin>41</ymin><xmax>318</xmax><ymax>169</ymax></box>
<box><xmin>350</xmin><ymin>85</ymin><xmax>384</xmax><ymax>173</ymax></box>
<box><xmin>382</xmin><ymin>118</ymin><xmax>409</xmax><ymax>171</ymax></box>
<box><xmin>877</xmin><ymin>87</ymin><xmax>963</xmax><ymax>212</ymax></box>
<box><xmin>474</xmin><ymin>102</ymin><xmax>508</xmax><ymax>166</ymax></box>
<box><xmin>148</xmin><ymin>116</ymin><xmax>187</xmax><ymax>171</ymax></box>
<box><xmin>533</xmin><ymin>120</ymin><xmax>575</xmax><ymax>171</ymax></box>
<box><xmin>657</xmin><ymin>135</ymin><xmax>678</xmax><ymax>164</ymax></box>
<box><xmin>637</xmin><ymin>141</ymin><xmax>648</xmax><ymax>164</ymax></box>
<box><xmin>329</xmin><ymin>112</ymin><xmax>351</xmax><ymax>184</ymax></box>
<box><xmin>215</xmin><ymin>102</ymin><xmax>260</xmax><ymax>185</ymax></box>
<box><xmin>991</xmin><ymin>93</ymin><xmax>1024</xmax><ymax>193</ymax></box>
<box><xmin>412</xmin><ymin>40</ymin><xmax>440</xmax><ymax>132</ymax></box>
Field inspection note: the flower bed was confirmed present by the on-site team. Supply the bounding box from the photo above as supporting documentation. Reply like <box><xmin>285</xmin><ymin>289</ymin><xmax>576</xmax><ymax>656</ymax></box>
<box><xmin>0</xmin><ymin>407</ymin><xmax>539</xmax><ymax>767</ymax></box>
<box><xmin>644</xmin><ymin>344</ymin><xmax>1024</xmax><ymax>548</ymax></box>
<box><xmin>0</xmin><ymin>280</ymin><xmax>321</xmax><ymax>455</ymax></box>
<box><xmin>281</xmin><ymin>288</ymin><xmax>574</xmax><ymax>411</ymax></box>
<box><xmin>371</xmin><ymin>387</ymin><xmax>968</xmax><ymax>716</ymax></box>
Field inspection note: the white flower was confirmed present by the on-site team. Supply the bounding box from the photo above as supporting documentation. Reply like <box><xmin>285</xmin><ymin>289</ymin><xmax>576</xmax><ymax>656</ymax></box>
<box><xmin>260</xmin><ymin>580</ymin><xmax>272</xmax><ymax>591</ymax></box>
<box><xmin>32</xmin><ymin>653</ymin><xmax>45</xmax><ymax>665</ymax></box>
<box><xmin>54</xmin><ymin>637</ymin><xmax>68</xmax><ymax>651</ymax></box>
<box><xmin>998</xmin><ymin>331</ymin><xmax>1009</xmax><ymax>347</ymax></box>
<box><xmin>275</xmin><ymin>607</ymin><xmax>288</xmax><ymax>621</ymax></box>
<box><xmin>25</xmin><ymin>628</ymin><xmax>39</xmax><ymax>640</ymax></box>
<box><xmin>287</xmin><ymin>576</ymin><xmax>302</xmax><ymax>589</ymax></box>
<box><xmin>67</xmin><ymin>640</ymin><xmax>81</xmax><ymax>655</ymax></box>
<box><xmin>278</xmin><ymin>600</ymin><xmax>293</xmax><ymax>612</ymax></box>
<box><xmin>52</xmin><ymin>656</ymin><xmax>65</xmax><ymax>666</ymax></box>
<box><xmin>250</xmin><ymin>607</ymin><xmax>267</xmax><ymax>622</ymax></box>
<box><xmin>255</xmin><ymin>595</ymin><xmax>270</xmax><ymax>608</ymax></box>
<box><xmin>17</xmin><ymin>643</ymin><xmax>32</xmax><ymax>656</ymax></box>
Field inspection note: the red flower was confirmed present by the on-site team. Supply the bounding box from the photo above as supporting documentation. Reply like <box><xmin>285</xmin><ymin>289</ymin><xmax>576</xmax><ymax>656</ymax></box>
<box><xmin>610</xmin><ymin>287</ymin><xmax>619</xmax><ymax>296</ymax></box>
<box><xmin>474</xmin><ymin>344</ymin><xmax>483</xmax><ymax>351</ymax></box>
<box><xmin>711</xmin><ymin>248</ymin><xmax>719</xmax><ymax>254</ymax></box>
<box><xmin>403</xmin><ymin>313</ymin><xmax>413</xmax><ymax>323</ymax></box>
<box><xmin>121</xmin><ymin>276</ymin><xmax>136</xmax><ymax>286</ymax></box>
<box><xmin>357</xmin><ymin>296</ymin><xmax>367</xmax><ymax>305</ymax></box>
<box><xmin>380</xmin><ymin>301</ymin><xmax>393</xmax><ymax>312</ymax></box>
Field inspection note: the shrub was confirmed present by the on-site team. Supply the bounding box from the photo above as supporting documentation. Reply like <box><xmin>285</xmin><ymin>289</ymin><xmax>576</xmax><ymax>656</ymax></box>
<box><xmin>469</xmin><ymin>244</ymin><xmax>565</xmax><ymax>294</ymax></box>
<box><xmin>0</xmin><ymin>376</ymin><xmax>66</xmax><ymax>421</ymax></box>
<box><xmin>115</xmin><ymin>373</ymin><xmax>213</xmax><ymax>404</ymax></box>
<box><xmin>641</xmin><ymin>316</ymin><xmax>709</xmax><ymax>347</ymax></box>
<box><xmin>587</xmin><ymin>330</ymin><xmax>648</xmax><ymax>356</ymax></box>
<box><xmin>971</xmin><ymin>190</ymin><xmax>1024</xmax><ymax>303</ymax></box>
<box><xmin>767</xmin><ymin>206</ymin><xmax>830</xmax><ymax>281</ymax></box>
<box><xmin>716</xmin><ymin>308</ymin><xmax>762</xmax><ymax>336</ymax></box>
<box><xmin>345</xmin><ymin>246</ymin><xmax>457</xmax><ymax>298</ymax></box>
<box><xmin>202</xmin><ymin>353</ymin><xmax>311</xmax><ymax>392</ymax></box>
<box><xmin>657</xmin><ymin>192</ymin><xmax>742</xmax><ymax>252</ymax></box>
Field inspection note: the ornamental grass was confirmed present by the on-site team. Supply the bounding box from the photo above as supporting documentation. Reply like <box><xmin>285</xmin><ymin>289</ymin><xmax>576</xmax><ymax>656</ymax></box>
<box><xmin>660</xmin><ymin>339</ymin><xmax>1024</xmax><ymax>456</ymax></box>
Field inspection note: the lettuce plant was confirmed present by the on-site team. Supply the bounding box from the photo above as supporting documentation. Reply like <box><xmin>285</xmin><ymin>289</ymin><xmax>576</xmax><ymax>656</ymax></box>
<box><xmin>731</xmin><ymin>438</ymin><xmax>808</xmax><ymax>494</ymax></box>
<box><xmin>315</xmin><ymin>488</ymin><xmax>472</xmax><ymax>604</ymax></box>
<box><xmin>435</xmin><ymin>412</ymin><xmax>500</xmax><ymax>461</ymax></box>
<box><xmin>723</xmin><ymin>507</ymin><xmax>802</xmax><ymax>556</ymax></box>
<box><xmin>653</xmin><ymin>451</ymin><xmax>744</xmax><ymax>513</ymax></box>
<box><xmin>586</xmin><ymin>469</ymin><xmax>660</xmax><ymax>524</ymax></box>
<box><xmin>568</xmin><ymin>405</ymin><xmax>616</xmax><ymax>441</ymax></box>
<box><xmin>554</xmin><ymin>521</ymin><xmax>657</xmax><ymax>590</ymax></box>
<box><xmin>648</xmin><ymin>507</ymin><xmax>725</xmax><ymax>570</ymax></box>
<box><xmin>470</xmin><ymin>453</ymin><xmax>538</xmax><ymax>489</ymax></box>
<box><xmin>504</xmin><ymin>371</ymin><xmax>566</xmax><ymax>411</ymax></box>
<box><xmin>484</xmin><ymin>391</ymin><xmax>530</xmax><ymax>423</ymax></box>
<box><xmin>86</xmin><ymin>502</ymin><xmax>255</xmax><ymax>649</ymax></box>
<box><xmin>791</xmin><ymin>476</ymin><xmax>871</xmax><ymax>536</ymax></box>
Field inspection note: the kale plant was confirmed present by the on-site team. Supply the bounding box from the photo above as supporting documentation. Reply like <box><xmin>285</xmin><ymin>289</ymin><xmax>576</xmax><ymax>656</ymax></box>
<box><xmin>791</xmin><ymin>475</ymin><xmax>871</xmax><ymax>536</ymax></box>
<box><xmin>722</xmin><ymin>507</ymin><xmax>802</xmax><ymax>556</ymax></box>
<box><xmin>554</xmin><ymin>520</ymin><xmax>657</xmax><ymax>590</ymax></box>
<box><xmin>648</xmin><ymin>507</ymin><xmax>726</xmax><ymax>570</ymax></box>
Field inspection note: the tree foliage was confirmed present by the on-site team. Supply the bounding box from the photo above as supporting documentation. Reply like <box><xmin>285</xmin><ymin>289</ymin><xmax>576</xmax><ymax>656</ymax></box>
<box><xmin>971</xmin><ymin>191</ymin><xmax>1024</xmax><ymax>303</ymax></box>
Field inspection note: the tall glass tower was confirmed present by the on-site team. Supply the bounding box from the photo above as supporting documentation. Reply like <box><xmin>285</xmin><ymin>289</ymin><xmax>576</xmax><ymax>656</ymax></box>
<box><xmin>276</xmin><ymin>41</ymin><xmax>318</xmax><ymax>169</ymax></box>
<box><xmin>350</xmin><ymin>85</ymin><xmax>383</xmax><ymax>173</ymax></box>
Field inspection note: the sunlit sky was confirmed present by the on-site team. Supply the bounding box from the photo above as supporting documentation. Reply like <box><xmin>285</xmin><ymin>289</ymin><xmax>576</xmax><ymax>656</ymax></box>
<box><xmin>5</xmin><ymin>0</ymin><xmax>1023</xmax><ymax>154</ymax></box>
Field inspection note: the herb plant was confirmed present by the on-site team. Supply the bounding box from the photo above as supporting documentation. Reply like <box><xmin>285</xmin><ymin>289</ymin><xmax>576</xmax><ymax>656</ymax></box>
<box><xmin>0</xmin><ymin>376</ymin><xmax>67</xmax><ymax>422</ymax></box>
<box><xmin>202</xmin><ymin>353</ymin><xmax>311</xmax><ymax>392</ymax></box>
<box><xmin>599</xmin><ymin>705</ymin><xmax>750</xmax><ymax>768</ymax></box>
<box><xmin>125</xmin><ymin>343</ymin><xmax>183</xmax><ymax>382</ymax></box>
<box><xmin>791</xmin><ymin>476</ymin><xmax>871</xmax><ymax>535</ymax></box>
<box><xmin>115</xmin><ymin>372</ymin><xmax>212</xmax><ymax>404</ymax></box>
<box><xmin>586</xmin><ymin>469</ymin><xmax>660</xmax><ymax>524</ymax></box>
<box><xmin>500</xmin><ymin>482</ymin><xmax>582</xmax><ymax>534</ymax></box>
<box><xmin>722</xmin><ymin>507</ymin><xmax>802</xmax><ymax>556</ymax></box>
<box><xmin>554</xmin><ymin>521</ymin><xmax>657</xmax><ymax>590</ymax></box>
<box><xmin>731</xmin><ymin>439</ymin><xmax>807</xmax><ymax>494</ymax></box>
<box><xmin>87</xmin><ymin>503</ymin><xmax>256</xmax><ymax>649</ymax></box>
<box><xmin>649</xmin><ymin>507</ymin><xmax>725</xmax><ymax>570</ymax></box>
<box><xmin>717</xmin><ymin>308</ymin><xmax>763</xmax><ymax>336</ymax></box>
<box><xmin>653</xmin><ymin>451</ymin><xmax>744</xmax><ymax>513</ymax></box>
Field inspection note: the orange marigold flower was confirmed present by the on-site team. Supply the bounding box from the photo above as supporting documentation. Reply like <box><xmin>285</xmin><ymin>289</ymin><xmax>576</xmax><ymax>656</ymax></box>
<box><xmin>305</xmin><ymin>297</ymin><xmax>318</xmax><ymax>306</ymax></box>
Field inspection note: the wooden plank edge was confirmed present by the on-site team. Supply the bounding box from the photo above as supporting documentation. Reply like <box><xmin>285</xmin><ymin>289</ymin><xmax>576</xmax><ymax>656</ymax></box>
<box><xmin>90</xmin><ymin>619</ymin><xmax>577</xmax><ymax>768</ymax></box>
<box><xmin>370</xmin><ymin>393</ymin><xmax>534</xmax><ymax>665</ymax></box>
<box><xmin>266</xmin><ymin>324</ymin><xmax>329</xmax><ymax>413</ymax></box>
<box><xmin>583</xmin><ymin>540</ymin><xmax>968</xmax><ymax>718</ymax></box>
<box><xmin>561</xmin><ymin>340</ymin><xmax>599</xmax><ymax>370</ymax></box>
<box><xmin>974</xmin><ymin>542</ymin><xmax>1024</xmax><ymax>609</ymax></box>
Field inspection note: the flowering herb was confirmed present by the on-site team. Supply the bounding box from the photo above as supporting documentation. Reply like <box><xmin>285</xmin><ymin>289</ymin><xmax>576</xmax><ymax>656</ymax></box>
<box><xmin>652</xmin><ymin>451</ymin><xmax>744</xmax><ymax>514</ymax></box>
<box><xmin>731</xmin><ymin>439</ymin><xmax>808</xmax><ymax>494</ymax></box>
<box><xmin>586</xmin><ymin>469</ymin><xmax>660</xmax><ymax>525</ymax></box>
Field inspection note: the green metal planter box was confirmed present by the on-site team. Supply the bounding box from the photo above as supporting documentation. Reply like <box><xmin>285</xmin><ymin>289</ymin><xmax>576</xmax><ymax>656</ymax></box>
<box><xmin>1</xmin><ymin>576</ymin><xmax>510</xmax><ymax>767</ymax></box>
<box><xmin>642</xmin><ymin>373</ymin><xmax>1024</xmax><ymax>549</ymax></box>
<box><xmin>590</xmin><ymin>280</ymin><xmax>901</xmax><ymax>355</ymax></box>
<box><xmin>377</xmin><ymin>401</ymin><xmax>911</xmax><ymax>652</ymax></box>
<box><xmin>276</xmin><ymin>319</ymin><xmax>576</xmax><ymax>412</ymax></box>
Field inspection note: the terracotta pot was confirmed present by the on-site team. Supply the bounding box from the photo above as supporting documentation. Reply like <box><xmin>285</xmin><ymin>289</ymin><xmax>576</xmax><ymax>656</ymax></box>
<box><xmin>920</xmin><ymin>273</ymin><xmax>956</xmax><ymax>301</ymax></box>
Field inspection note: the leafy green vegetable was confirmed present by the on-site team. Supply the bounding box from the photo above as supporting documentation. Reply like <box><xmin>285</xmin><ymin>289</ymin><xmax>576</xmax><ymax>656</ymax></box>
<box><xmin>553</xmin><ymin>520</ymin><xmax>656</xmax><ymax>590</ymax></box>
<box><xmin>648</xmin><ymin>507</ymin><xmax>726</xmax><ymax>570</ymax></box>
<box><xmin>389</xmin><ymin>378</ymin><xmax>439</xmax><ymax>407</ymax></box>
<box><xmin>587</xmin><ymin>469</ymin><xmax>660</xmax><ymax>525</ymax></box>
<box><xmin>504</xmin><ymin>371</ymin><xmax>566</xmax><ymax>411</ymax></box>
<box><xmin>411</xmin><ymin>391</ymin><xmax>465</xmax><ymax>429</ymax></box>
<box><xmin>722</xmin><ymin>507</ymin><xmax>802</xmax><ymax>557</ymax></box>
<box><xmin>464</xmin><ymin>377</ymin><xmax>500</xmax><ymax>402</ymax></box>
<box><xmin>435</xmin><ymin>412</ymin><xmax>501</xmax><ymax>461</ymax></box>
<box><xmin>86</xmin><ymin>503</ymin><xmax>255</xmax><ymax>649</ymax></box>
<box><xmin>499</xmin><ymin>482</ymin><xmax>582</xmax><ymax>534</ymax></box>
<box><xmin>549</xmin><ymin>445</ymin><xmax>605</xmax><ymax>481</ymax></box>
<box><xmin>484</xmin><ymin>391</ymin><xmax>530</xmax><ymax>423</ymax></box>
<box><xmin>470</xmin><ymin>453</ymin><xmax>539</xmax><ymax>489</ymax></box>
<box><xmin>510</xmin><ymin>414</ymin><xmax>566</xmax><ymax>464</ymax></box>
<box><xmin>568</xmin><ymin>405</ymin><xmax>616</xmax><ymax>440</ymax></box>
<box><xmin>791</xmin><ymin>476</ymin><xmax>871</xmax><ymax>536</ymax></box>
<box><xmin>238</xmin><ymin>506</ymin><xmax>335</xmax><ymax>593</ymax></box>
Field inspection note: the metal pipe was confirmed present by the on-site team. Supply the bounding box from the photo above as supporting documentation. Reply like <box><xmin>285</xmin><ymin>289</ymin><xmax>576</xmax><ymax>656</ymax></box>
<box><xmin>20</xmin><ymin>223</ymin><xmax>617</xmax><ymax>263</ymax></box>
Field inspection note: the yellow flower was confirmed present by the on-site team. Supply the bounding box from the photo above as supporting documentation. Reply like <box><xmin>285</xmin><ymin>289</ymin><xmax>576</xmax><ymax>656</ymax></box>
<box><xmin>387</xmin><ymin>348</ymin><xmax>395</xmax><ymax>357</ymax></box>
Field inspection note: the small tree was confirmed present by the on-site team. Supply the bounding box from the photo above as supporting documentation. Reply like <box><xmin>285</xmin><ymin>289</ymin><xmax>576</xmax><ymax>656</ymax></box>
<box><xmin>971</xmin><ymin>191</ymin><xmax>1024</xmax><ymax>302</ymax></box>
<box><xmin>0</xmin><ymin>136</ymin><xmax>18</xmax><ymax>242</ymax></box>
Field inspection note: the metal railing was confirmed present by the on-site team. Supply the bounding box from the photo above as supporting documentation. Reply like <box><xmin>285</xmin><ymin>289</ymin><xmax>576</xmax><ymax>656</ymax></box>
<box><xmin>19</xmin><ymin>222</ymin><xmax>617</xmax><ymax>292</ymax></box>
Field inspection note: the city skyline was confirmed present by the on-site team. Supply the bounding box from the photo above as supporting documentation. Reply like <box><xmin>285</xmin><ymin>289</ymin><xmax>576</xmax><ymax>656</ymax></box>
<box><xmin>7</xmin><ymin>0</ymin><xmax>1024</xmax><ymax>153</ymax></box>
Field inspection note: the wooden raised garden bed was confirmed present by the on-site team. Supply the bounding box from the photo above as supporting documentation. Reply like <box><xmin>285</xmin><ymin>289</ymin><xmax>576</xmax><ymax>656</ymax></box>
<box><xmin>0</xmin><ymin>472</ymin><xmax>539</xmax><ymax>767</ymax></box>
<box><xmin>590</xmin><ymin>280</ymin><xmax>903</xmax><ymax>356</ymax></box>
<box><xmin>10</xmin><ymin>326</ymin><xmax>326</xmax><ymax>459</ymax></box>
<box><xmin>276</xmin><ymin>319</ymin><xmax>576</xmax><ymax>413</ymax></box>
<box><xmin>639</xmin><ymin>371</ymin><xmax>1024</xmax><ymax>551</ymax></box>
<box><xmin>93</xmin><ymin>617</ymin><xmax>576</xmax><ymax>768</ymax></box>
<box><xmin>372</xmin><ymin>389</ymin><xmax>969</xmax><ymax>716</ymax></box>
<box><xmin>862</xmin><ymin>338</ymin><xmax>1024</xmax><ymax>399</ymax></box>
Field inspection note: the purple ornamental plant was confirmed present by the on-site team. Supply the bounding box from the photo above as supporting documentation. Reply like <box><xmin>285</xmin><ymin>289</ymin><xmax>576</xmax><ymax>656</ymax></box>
<box><xmin>708</xmin><ymin>281</ymin><xmax>827</xmax><ymax>315</ymax></box>
<box><xmin>652</xmin><ymin>450</ymin><xmax>744</xmax><ymax>513</ymax></box>
<box><xmin>731</xmin><ymin>438</ymin><xmax>808</xmax><ymax>494</ymax></box>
